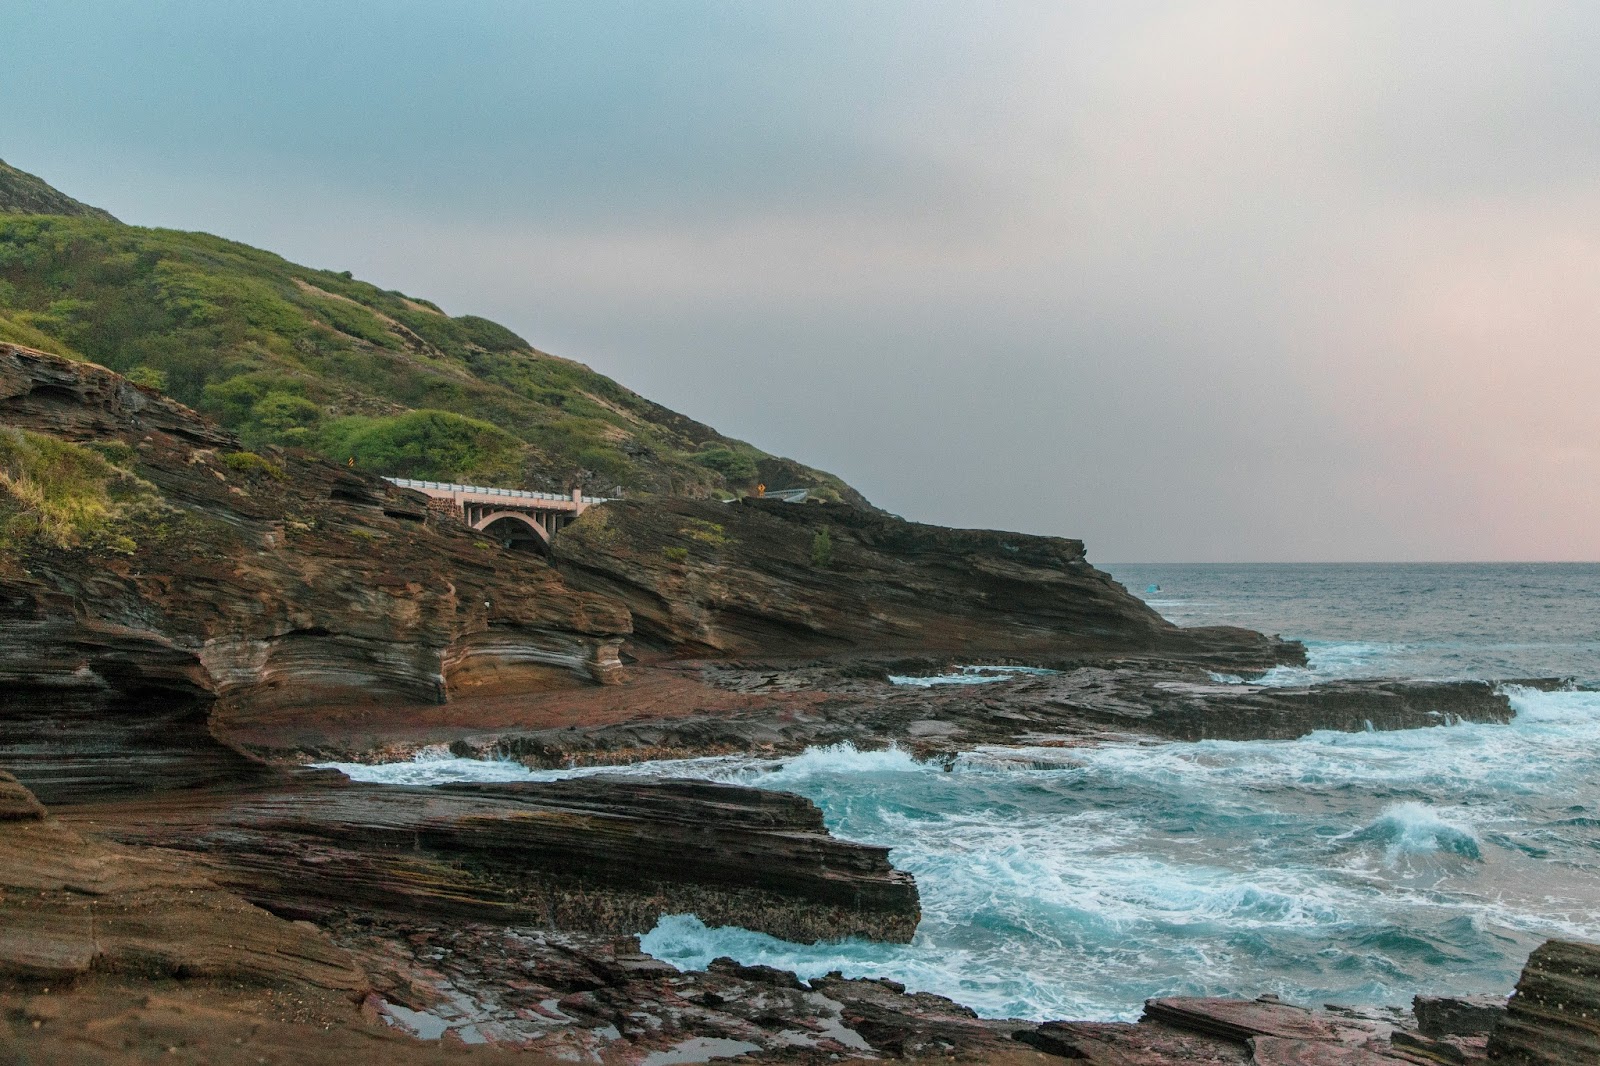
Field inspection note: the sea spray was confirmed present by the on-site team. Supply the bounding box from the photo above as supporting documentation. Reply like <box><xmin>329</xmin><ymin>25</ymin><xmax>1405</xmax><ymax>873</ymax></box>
<box><xmin>887</xmin><ymin>665</ymin><xmax>1061</xmax><ymax>687</ymax></box>
<box><xmin>325</xmin><ymin>688</ymin><xmax>1600</xmax><ymax>1020</ymax></box>
<box><xmin>317</xmin><ymin>748</ymin><xmax>545</xmax><ymax>786</ymax></box>
<box><xmin>1348</xmin><ymin>802</ymin><xmax>1483</xmax><ymax>862</ymax></box>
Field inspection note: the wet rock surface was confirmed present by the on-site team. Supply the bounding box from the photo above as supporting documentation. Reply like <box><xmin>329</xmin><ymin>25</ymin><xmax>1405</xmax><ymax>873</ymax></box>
<box><xmin>3</xmin><ymin>750</ymin><xmax>1536</xmax><ymax>1066</ymax></box>
<box><xmin>1413</xmin><ymin>995</ymin><xmax>1506</xmax><ymax>1039</ymax></box>
<box><xmin>1013</xmin><ymin>994</ymin><xmax>1491</xmax><ymax>1065</ymax></box>
<box><xmin>1485</xmin><ymin>939</ymin><xmax>1600</xmax><ymax>1064</ymax></box>
<box><xmin>435</xmin><ymin>661</ymin><xmax>1521</xmax><ymax>771</ymax></box>
<box><xmin>330</xmin><ymin>918</ymin><xmax>1029</xmax><ymax>1061</ymax></box>
<box><xmin>84</xmin><ymin>774</ymin><xmax>920</xmax><ymax>945</ymax></box>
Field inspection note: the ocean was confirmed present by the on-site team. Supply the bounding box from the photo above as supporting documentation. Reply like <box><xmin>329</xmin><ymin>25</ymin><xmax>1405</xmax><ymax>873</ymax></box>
<box><xmin>327</xmin><ymin>563</ymin><xmax>1600</xmax><ymax>1020</ymax></box>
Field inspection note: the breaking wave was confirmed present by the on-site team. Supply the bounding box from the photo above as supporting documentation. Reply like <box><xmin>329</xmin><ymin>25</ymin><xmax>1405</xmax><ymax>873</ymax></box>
<box><xmin>325</xmin><ymin>683</ymin><xmax>1600</xmax><ymax>1021</ymax></box>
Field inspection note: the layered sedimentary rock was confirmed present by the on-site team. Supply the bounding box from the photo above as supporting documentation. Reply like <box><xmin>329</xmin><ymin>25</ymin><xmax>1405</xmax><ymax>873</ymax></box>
<box><xmin>0</xmin><ymin>344</ymin><xmax>631</xmax><ymax>803</ymax></box>
<box><xmin>436</xmin><ymin>664</ymin><xmax>1518</xmax><ymax>772</ymax></box>
<box><xmin>554</xmin><ymin>495</ymin><xmax>1301</xmax><ymax>668</ymax></box>
<box><xmin>1487</xmin><ymin>939</ymin><xmax>1600</xmax><ymax>1064</ymax></box>
<box><xmin>93</xmin><ymin>773</ymin><xmax>919</xmax><ymax>945</ymax></box>
<box><xmin>0</xmin><ymin>776</ymin><xmax>364</xmax><ymax>990</ymax></box>
<box><xmin>1050</xmin><ymin>675</ymin><xmax>1517</xmax><ymax>741</ymax></box>
<box><xmin>1018</xmin><ymin>994</ymin><xmax>1485</xmax><ymax>1063</ymax></box>
<box><xmin>1413</xmin><ymin>994</ymin><xmax>1506</xmax><ymax>1040</ymax></box>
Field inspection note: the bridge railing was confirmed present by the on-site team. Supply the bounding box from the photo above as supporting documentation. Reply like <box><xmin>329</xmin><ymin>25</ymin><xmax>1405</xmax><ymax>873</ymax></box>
<box><xmin>383</xmin><ymin>476</ymin><xmax>611</xmax><ymax>505</ymax></box>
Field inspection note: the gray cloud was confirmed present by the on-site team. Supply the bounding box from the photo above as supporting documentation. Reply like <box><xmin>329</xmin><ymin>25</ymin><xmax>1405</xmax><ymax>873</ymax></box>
<box><xmin>9</xmin><ymin>1</ymin><xmax>1599</xmax><ymax>559</ymax></box>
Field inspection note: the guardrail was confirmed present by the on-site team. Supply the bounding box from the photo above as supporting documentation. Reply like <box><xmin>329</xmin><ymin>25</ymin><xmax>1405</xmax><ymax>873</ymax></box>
<box><xmin>383</xmin><ymin>477</ymin><xmax>611</xmax><ymax>505</ymax></box>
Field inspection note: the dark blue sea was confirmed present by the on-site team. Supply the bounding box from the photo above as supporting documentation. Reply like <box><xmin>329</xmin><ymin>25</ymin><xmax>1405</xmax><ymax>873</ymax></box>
<box><xmin>330</xmin><ymin>563</ymin><xmax>1600</xmax><ymax>1020</ymax></box>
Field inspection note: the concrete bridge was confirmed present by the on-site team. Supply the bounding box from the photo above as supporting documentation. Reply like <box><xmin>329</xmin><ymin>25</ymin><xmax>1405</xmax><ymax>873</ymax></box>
<box><xmin>384</xmin><ymin>477</ymin><xmax>612</xmax><ymax>551</ymax></box>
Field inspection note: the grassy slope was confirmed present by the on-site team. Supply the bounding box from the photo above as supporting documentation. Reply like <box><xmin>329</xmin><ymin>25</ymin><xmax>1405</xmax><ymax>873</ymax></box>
<box><xmin>0</xmin><ymin>159</ymin><xmax>117</xmax><ymax>222</ymax></box>
<box><xmin>0</xmin><ymin>159</ymin><xmax>862</xmax><ymax>503</ymax></box>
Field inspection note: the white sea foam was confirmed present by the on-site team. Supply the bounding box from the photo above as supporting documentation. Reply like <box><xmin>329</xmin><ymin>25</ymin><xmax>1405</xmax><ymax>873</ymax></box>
<box><xmin>316</xmin><ymin>749</ymin><xmax>763</xmax><ymax>786</ymax></box>
<box><xmin>316</xmin><ymin>750</ymin><xmax>548</xmax><ymax>786</ymax></box>
<box><xmin>888</xmin><ymin>665</ymin><xmax>1059</xmax><ymax>687</ymax></box>
<box><xmin>1349</xmin><ymin>802</ymin><xmax>1483</xmax><ymax>861</ymax></box>
<box><xmin>331</xmin><ymin>687</ymin><xmax>1600</xmax><ymax>1021</ymax></box>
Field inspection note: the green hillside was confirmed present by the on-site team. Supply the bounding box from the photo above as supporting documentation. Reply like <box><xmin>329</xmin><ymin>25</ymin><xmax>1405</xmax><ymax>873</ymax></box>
<box><xmin>0</xmin><ymin>159</ymin><xmax>118</xmax><ymax>223</ymax></box>
<box><xmin>0</xmin><ymin>158</ymin><xmax>862</xmax><ymax>503</ymax></box>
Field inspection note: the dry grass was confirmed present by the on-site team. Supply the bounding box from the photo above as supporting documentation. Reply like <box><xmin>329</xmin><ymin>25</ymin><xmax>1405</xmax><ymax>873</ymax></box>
<box><xmin>0</xmin><ymin>427</ymin><xmax>164</xmax><ymax>553</ymax></box>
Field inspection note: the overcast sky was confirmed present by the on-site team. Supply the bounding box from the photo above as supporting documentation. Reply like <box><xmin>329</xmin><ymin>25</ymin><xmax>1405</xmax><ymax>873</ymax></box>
<box><xmin>9</xmin><ymin>1</ymin><xmax>1599</xmax><ymax>561</ymax></box>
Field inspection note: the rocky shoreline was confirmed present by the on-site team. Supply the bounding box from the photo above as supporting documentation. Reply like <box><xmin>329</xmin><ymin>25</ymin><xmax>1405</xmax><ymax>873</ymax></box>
<box><xmin>8</xmin><ymin>752</ymin><xmax>1597</xmax><ymax>1064</ymax></box>
<box><xmin>2</xmin><ymin>344</ymin><xmax>1594</xmax><ymax>1063</ymax></box>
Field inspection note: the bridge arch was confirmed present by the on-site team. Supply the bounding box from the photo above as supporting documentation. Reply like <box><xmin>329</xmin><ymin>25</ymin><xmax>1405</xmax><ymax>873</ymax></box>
<box><xmin>473</xmin><ymin>510</ymin><xmax>550</xmax><ymax>552</ymax></box>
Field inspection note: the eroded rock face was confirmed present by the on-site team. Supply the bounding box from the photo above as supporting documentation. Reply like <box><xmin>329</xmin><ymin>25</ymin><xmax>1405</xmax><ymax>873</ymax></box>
<box><xmin>1487</xmin><ymin>939</ymin><xmax>1600</xmax><ymax>1064</ymax></box>
<box><xmin>0</xmin><ymin>770</ymin><xmax>44</xmax><ymax>820</ymax></box>
<box><xmin>96</xmin><ymin>774</ymin><xmax>921</xmax><ymax>945</ymax></box>
<box><xmin>0</xmin><ymin>344</ymin><xmax>631</xmax><ymax>804</ymax></box>
<box><xmin>554</xmin><ymin>496</ymin><xmax>1303</xmax><ymax>669</ymax></box>
<box><xmin>0</xmin><ymin>777</ymin><xmax>365</xmax><ymax>990</ymax></box>
<box><xmin>1015</xmin><ymin>994</ymin><xmax>1440</xmax><ymax>1064</ymax></box>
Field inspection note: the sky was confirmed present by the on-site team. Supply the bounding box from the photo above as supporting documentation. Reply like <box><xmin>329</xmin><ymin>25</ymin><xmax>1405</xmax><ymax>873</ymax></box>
<box><xmin>8</xmin><ymin>1</ymin><xmax>1599</xmax><ymax>562</ymax></box>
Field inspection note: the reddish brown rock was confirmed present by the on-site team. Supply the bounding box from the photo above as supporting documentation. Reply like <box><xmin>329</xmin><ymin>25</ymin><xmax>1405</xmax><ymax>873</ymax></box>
<box><xmin>0</xmin><ymin>344</ymin><xmax>631</xmax><ymax>805</ymax></box>
<box><xmin>1391</xmin><ymin>1028</ymin><xmax>1489</xmax><ymax>1062</ymax></box>
<box><xmin>1250</xmin><ymin>1037</ymin><xmax>1407</xmax><ymax>1064</ymax></box>
<box><xmin>0</xmin><ymin>988</ymin><xmax>550</xmax><ymax>1066</ymax></box>
<box><xmin>0</xmin><ymin>770</ymin><xmax>44</xmax><ymax>820</ymax></box>
<box><xmin>0</xmin><ymin>778</ymin><xmax>364</xmax><ymax>991</ymax></box>
<box><xmin>1143</xmin><ymin>997</ymin><xmax>1346</xmax><ymax>1043</ymax></box>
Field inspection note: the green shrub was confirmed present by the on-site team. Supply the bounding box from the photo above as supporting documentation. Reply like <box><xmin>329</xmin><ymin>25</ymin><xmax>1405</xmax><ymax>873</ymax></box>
<box><xmin>302</xmin><ymin>291</ymin><xmax>401</xmax><ymax>349</ymax></box>
<box><xmin>455</xmin><ymin>315</ymin><xmax>529</xmax><ymax>352</ymax></box>
<box><xmin>681</xmin><ymin>518</ymin><xmax>728</xmax><ymax>546</ymax></box>
<box><xmin>810</xmin><ymin>527</ymin><xmax>833</xmax><ymax>567</ymax></box>
<box><xmin>0</xmin><ymin>213</ymin><xmax>861</xmax><ymax>502</ymax></box>
<box><xmin>87</xmin><ymin>440</ymin><xmax>137</xmax><ymax>466</ymax></box>
<box><xmin>252</xmin><ymin>392</ymin><xmax>322</xmax><ymax>435</ymax></box>
<box><xmin>222</xmin><ymin>450</ymin><xmax>285</xmax><ymax>480</ymax></box>
<box><xmin>691</xmin><ymin>445</ymin><xmax>759</xmax><ymax>482</ymax></box>
<box><xmin>201</xmin><ymin>371</ymin><xmax>309</xmax><ymax>423</ymax></box>
<box><xmin>317</xmin><ymin>409</ymin><xmax>520</xmax><ymax>479</ymax></box>
<box><xmin>199</xmin><ymin>372</ymin><xmax>323</xmax><ymax>447</ymax></box>
<box><xmin>124</xmin><ymin>365</ymin><xmax>168</xmax><ymax>390</ymax></box>
<box><xmin>0</xmin><ymin>310</ymin><xmax>80</xmax><ymax>355</ymax></box>
<box><xmin>662</xmin><ymin>546</ymin><xmax>689</xmax><ymax>562</ymax></box>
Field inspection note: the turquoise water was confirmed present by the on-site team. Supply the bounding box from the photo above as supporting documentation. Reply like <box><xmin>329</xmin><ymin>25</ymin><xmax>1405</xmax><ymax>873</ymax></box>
<box><xmin>330</xmin><ymin>564</ymin><xmax>1600</xmax><ymax>1020</ymax></box>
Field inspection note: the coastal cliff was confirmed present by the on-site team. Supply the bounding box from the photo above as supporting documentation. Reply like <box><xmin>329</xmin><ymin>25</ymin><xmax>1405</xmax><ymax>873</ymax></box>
<box><xmin>1</xmin><ymin>163</ymin><xmax>1581</xmax><ymax>1066</ymax></box>
<box><xmin>553</xmin><ymin>495</ymin><xmax>1297</xmax><ymax>669</ymax></box>
<box><xmin>0</xmin><ymin>343</ymin><xmax>631</xmax><ymax>803</ymax></box>
<box><xmin>0</xmin><ymin>341</ymin><xmax>1305</xmax><ymax>800</ymax></box>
